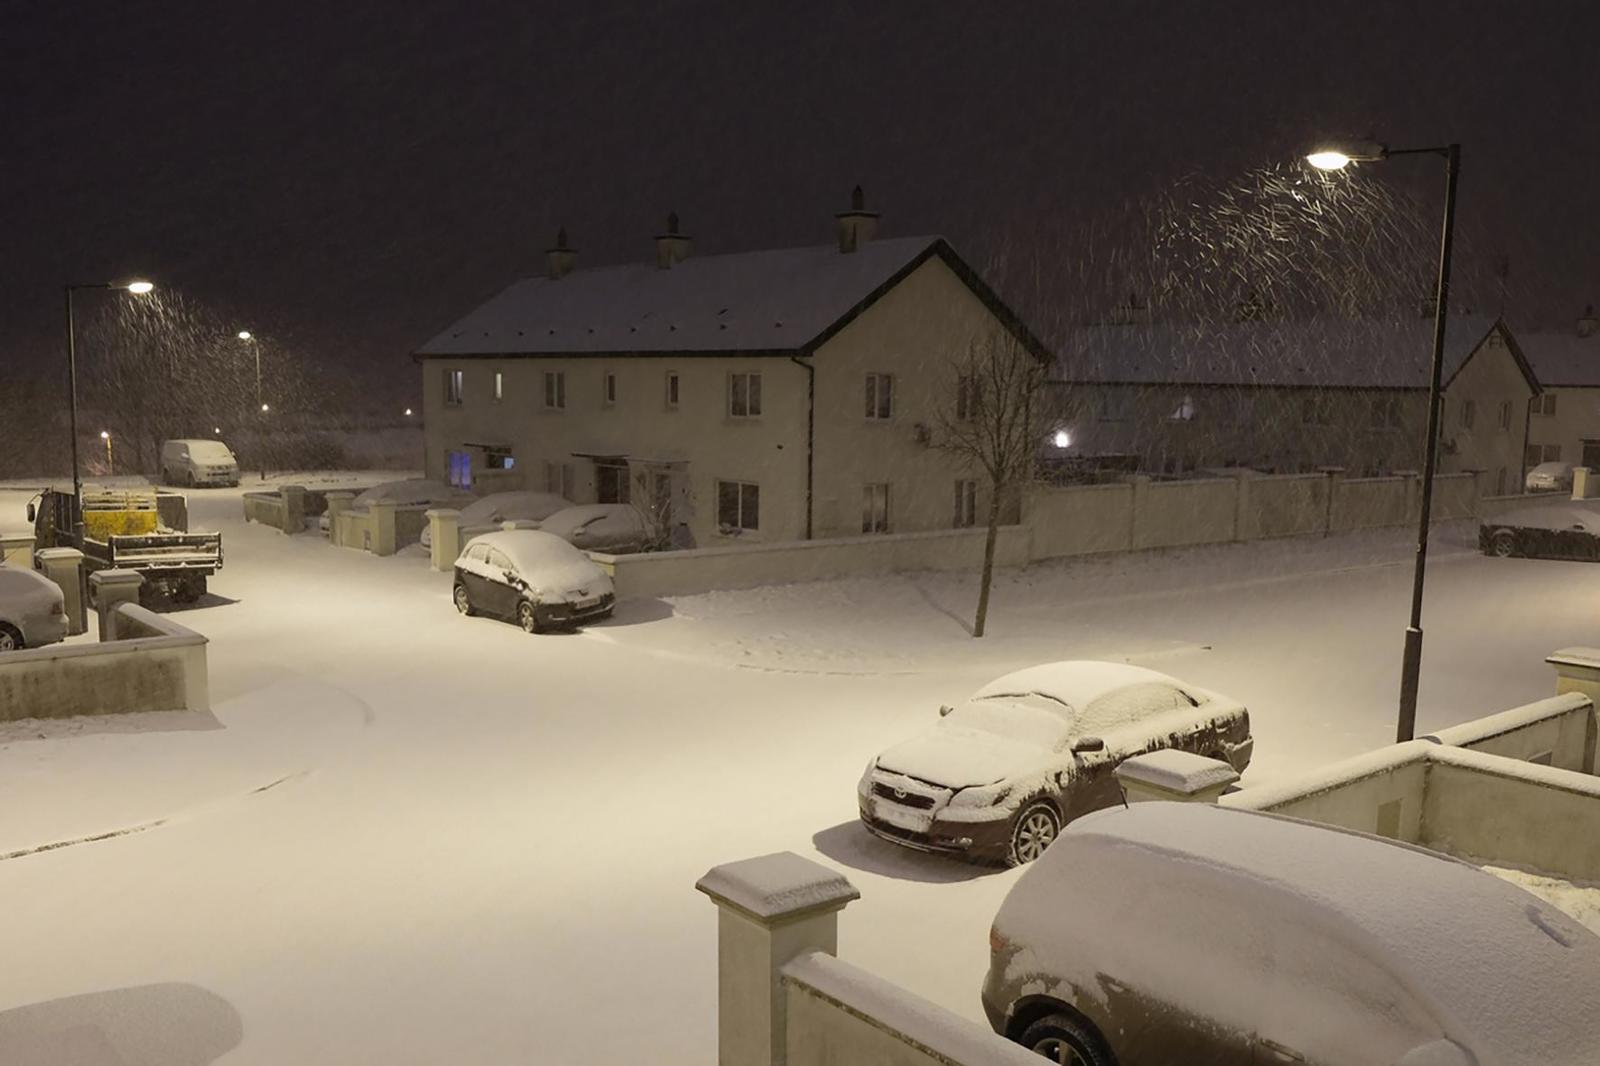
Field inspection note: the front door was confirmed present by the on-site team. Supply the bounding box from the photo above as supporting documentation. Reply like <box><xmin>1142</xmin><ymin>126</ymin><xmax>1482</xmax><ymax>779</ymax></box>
<box><xmin>596</xmin><ymin>463</ymin><xmax>630</xmax><ymax>505</ymax></box>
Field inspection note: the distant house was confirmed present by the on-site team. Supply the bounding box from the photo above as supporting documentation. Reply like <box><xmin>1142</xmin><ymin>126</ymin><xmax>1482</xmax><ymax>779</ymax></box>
<box><xmin>412</xmin><ymin>193</ymin><xmax>1051</xmax><ymax>546</ymax></box>
<box><xmin>1517</xmin><ymin>309</ymin><xmax>1600</xmax><ymax>477</ymax></box>
<box><xmin>1049</xmin><ymin>313</ymin><xmax>1541</xmax><ymax>494</ymax></box>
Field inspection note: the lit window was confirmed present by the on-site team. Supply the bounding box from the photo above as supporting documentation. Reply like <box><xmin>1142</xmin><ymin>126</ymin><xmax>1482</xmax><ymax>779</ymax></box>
<box><xmin>862</xmin><ymin>483</ymin><xmax>891</xmax><ymax>534</ymax></box>
<box><xmin>494</xmin><ymin>371</ymin><xmax>503</xmax><ymax>402</ymax></box>
<box><xmin>729</xmin><ymin>372</ymin><xmax>763</xmax><ymax>418</ymax></box>
<box><xmin>485</xmin><ymin>447</ymin><xmax>514</xmax><ymax>471</ymax></box>
<box><xmin>866</xmin><ymin>373</ymin><xmax>894</xmax><ymax>420</ymax></box>
<box><xmin>544</xmin><ymin>370</ymin><xmax>566</xmax><ymax>410</ymax></box>
<box><xmin>444</xmin><ymin>369</ymin><xmax>464</xmax><ymax>406</ymax></box>
<box><xmin>717</xmin><ymin>480</ymin><xmax>760</xmax><ymax>532</ymax></box>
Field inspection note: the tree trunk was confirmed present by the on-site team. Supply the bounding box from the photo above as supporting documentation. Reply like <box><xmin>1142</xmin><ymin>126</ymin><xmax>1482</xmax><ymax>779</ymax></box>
<box><xmin>973</xmin><ymin>487</ymin><xmax>1003</xmax><ymax>638</ymax></box>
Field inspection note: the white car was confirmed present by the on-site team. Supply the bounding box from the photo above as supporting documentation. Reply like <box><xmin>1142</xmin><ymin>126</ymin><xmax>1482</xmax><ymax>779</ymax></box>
<box><xmin>983</xmin><ymin>802</ymin><xmax>1600</xmax><ymax>1065</ymax></box>
<box><xmin>1525</xmin><ymin>461</ymin><xmax>1574</xmax><ymax>493</ymax></box>
<box><xmin>859</xmin><ymin>662</ymin><xmax>1252</xmax><ymax>865</ymax></box>
<box><xmin>318</xmin><ymin>478</ymin><xmax>472</xmax><ymax>532</ymax></box>
<box><xmin>537</xmin><ymin>504</ymin><xmax>652</xmax><ymax>554</ymax></box>
<box><xmin>161</xmin><ymin>439</ymin><xmax>240</xmax><ymax>487</ymax></box>
<box><xmin>419</xmin><ymin>491</ymin><xmax>572</xmax><ymax>550</ymax></box>
<box><xmin>0</xmin><ymin>565</ymin><xmax>68</xmax><ymax>651</ymax></box>
<box><xmin>452</xmin><ymin>530</ymin><xmax>615</xmax><ymax>633</ymax></box>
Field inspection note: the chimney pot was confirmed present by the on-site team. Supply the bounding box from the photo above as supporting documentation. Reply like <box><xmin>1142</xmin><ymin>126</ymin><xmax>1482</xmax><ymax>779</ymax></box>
<box><xmin>656</xmin><ymin>212</ymin><xmax>692</xmax><ymax>269</ymax></box>
<box><xmin>546</xmin><ymin>227</ymin><xmax>577</xmax><ymax>280</ymax></box>
<box><xmin>834</xmin><ymin>184</ymin><xmax>881</xmax><ymax>253</ymax></box>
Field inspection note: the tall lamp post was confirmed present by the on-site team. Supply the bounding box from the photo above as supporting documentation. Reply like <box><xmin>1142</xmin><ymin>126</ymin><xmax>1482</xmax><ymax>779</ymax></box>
<box><xmin>100</xmin><ymin>430</ymin><xmax>113</xmax><ymax>476</ymax></box>
<box><xmin>238</xmin><ymin>330</ymin><xmax>268</xmax><ymax>481</ymax></box>
<box><xmin>64</xmin><ymin>280</ymin><xmax>154</xmax><ymax>536</ymax></box>
<box><xmin>1308</xmin><ymin>140</ymin><xmax>1461</xmax><ymax>742</ymax></box>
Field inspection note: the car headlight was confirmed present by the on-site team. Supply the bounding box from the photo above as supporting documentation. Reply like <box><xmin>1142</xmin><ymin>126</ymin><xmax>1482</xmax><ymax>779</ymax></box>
<box><xmin>947</xmin><ymin>784</ymin><xmax>1012</xmax><ymax>809</ymax></box>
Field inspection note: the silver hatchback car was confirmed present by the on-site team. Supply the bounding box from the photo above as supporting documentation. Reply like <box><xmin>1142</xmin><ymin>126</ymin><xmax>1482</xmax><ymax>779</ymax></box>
<box><xmin>0</xmin><ymin>565</ymin><xmax>68</xmax><ymax>651</ymax></box>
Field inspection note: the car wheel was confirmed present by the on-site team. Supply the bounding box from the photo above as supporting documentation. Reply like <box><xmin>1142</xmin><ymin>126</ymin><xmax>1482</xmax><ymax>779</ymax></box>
<box><xmin>1019</xmin><ymin>1012</ymin><xmax>1113</xmax><ymax>1065</ymax></box>
<box><xmin>1490</xmin><ymin>530</ymin><xmax>1516</xmax><ymax>558</ymax></box>
<box><xmin>453</xmin><ymin>584</ymin><xmax>476</xmax><ymax>616</ymax></box>
<box><xmin>517</xmin><ymin>600</ymin><xmax>541</xmax><ymax>634</ymax></box>
<box><xmin>1007</xmin><ymin>801</ymin><xmax>1061</xmax><ymax>867</ymax></box>
<box><xmin>0</xmin><ymin>624</ymin><xmax>22</xmax><ymax>652</ymax></box>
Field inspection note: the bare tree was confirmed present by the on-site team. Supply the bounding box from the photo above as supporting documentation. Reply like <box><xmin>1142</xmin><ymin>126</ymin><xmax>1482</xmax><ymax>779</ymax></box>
<box><xmin>934</xmin><ymin>330</ymin><xmax>1056</xmax><ymax>637</ymax></box>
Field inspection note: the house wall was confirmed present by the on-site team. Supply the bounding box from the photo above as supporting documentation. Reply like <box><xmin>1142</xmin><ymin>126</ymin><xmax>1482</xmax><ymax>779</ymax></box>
<box><xmin>1526</xmin><ymin>385</ymin><xmax>1600</xmax><ymax>474</ymax></box>
<box><xmin>1439</xmin><ymin>326</ymin><xmax>1535</xmax><ymax>496</ymax></box>
<box><xmin>422</xmin><ymin>352</ymin><xmax>811</xmax><ymax>545</ymax></box>
<box><xmin>809</xmin><ymin>256</ymin><xmax>1000</xmax><ymax>538</ymax></box>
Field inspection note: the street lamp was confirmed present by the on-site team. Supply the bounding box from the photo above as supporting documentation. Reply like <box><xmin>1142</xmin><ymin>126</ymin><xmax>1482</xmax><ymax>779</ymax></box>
<box><xmin>100</xmin><ymin>430</ymin><xmax>113</xmax><ymax>476</ymax></box>
<box><xmin>1307</xmin><ymin>139</ymin><xmax>1461</xmax><ymax>742</ymax></box>
<box><xmin>238</xmin><ymin>331</ymin><xmax>268</xmax><ymax>481</ymax></box>
<box><xmin>64</xmin><ymin>280</ymin><xmax>154</xmax><ymax>535</ymax></box>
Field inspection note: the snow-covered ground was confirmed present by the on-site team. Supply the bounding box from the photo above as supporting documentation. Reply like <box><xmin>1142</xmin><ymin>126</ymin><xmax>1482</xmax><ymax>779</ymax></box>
<box><xmin>1</xmin><ymin>477</ymin><xmax>1596</xmax><ymax>1063</ymax></box>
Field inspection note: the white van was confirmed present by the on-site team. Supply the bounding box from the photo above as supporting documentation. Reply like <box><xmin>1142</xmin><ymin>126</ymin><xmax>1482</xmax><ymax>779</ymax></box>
<box><xmin>161</xmin><ymin>439</ymin><xmax>240</xmax><ymax>487</ymax></box>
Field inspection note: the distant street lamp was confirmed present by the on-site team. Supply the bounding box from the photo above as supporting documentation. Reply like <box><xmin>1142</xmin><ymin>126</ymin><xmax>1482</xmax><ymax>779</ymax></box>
<box><xmin>100</xmin><ymin>430</ymin><xmax>113</xmax><ymax>476</ymax></box>
<box><xmin>238</xmin><ymin>331</ymin><xmax>268</xmax><ymax>481</ymax></box>
<box><xmin>1307</xmin><ymin>139</ymin><xmax>1461</xmax><ymax>742</ymax></box>
<box><xmin>64</xmin><ymin>280</ymin><xmax>153</xmax><ymax>535</ymax></box>
<box><xmin>404</xmin><ymin>407</ymin><xmax>413</xmax><ymax>417</ymax></box>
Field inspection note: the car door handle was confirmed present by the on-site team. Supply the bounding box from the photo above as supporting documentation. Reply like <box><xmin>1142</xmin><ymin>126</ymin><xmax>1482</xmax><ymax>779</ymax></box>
<box><xmin>1258</xmin><ymin>1038</ymin><xmax>1305</xmax><ymax>1063</ymax></box>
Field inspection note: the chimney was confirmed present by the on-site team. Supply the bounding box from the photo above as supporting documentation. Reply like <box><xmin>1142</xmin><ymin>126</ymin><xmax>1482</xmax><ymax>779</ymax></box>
<box><xmin>546</xmin><ymin>227</ymin><xmax>576</xmax><ymax>280</ymax></box>
<box><xmin>1579</xmin><ymin>304</ymin><xmax>1598</xmax><ymax>339</ymax></box>
<box><xmin>655</xmin><ymin>212</ymin><xmax>692</xmax><ymax>269</ymax></box>
<box><xmin>834</xmin><ymin>185</ymin><xmax>880</xmax><ymax>253</ymax></box>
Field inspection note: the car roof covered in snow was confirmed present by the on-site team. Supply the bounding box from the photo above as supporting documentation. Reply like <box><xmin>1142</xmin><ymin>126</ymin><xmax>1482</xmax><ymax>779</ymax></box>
<box><xmin>1054</xmin><ymin>315</ymin><xmax>1500</xmax><ymax>389</ymax></box>
<box><xmin>354</xmin><ymin>478</ymin><xmax>462</xmax><ymax>506</ymax></box>
<box><xmin>1491</xmin><ymin>503</ymin><xmax>1600</xmax><ymax>531</ymax></box>
<box><xmin>1046</xmin><ymin>804</ymin><xmax>1600</xmax><ymax>1062</ymax></box>
<box><xmin>973</xmin><ymin>661</ymin><xmax>1180</xmax><ymax>710</ymax></box>
<box><xmin>412</xmin><ymin>237</ymin><xmax>1050</xmax><ymax>361</ymax></box>
<box><xmin>462</xmin><ymin>529</ymin><xmax>588</xmax><ymax>572</ymax></box>
<box><xmin>538</xmin><ymin>504</ymin><xmax>642</xmax><ymax>536</ymax></box>
<box><xmin>458</xmin><ymin>491</ymin><xmax>571</xmax><ymax>526</ymax></box>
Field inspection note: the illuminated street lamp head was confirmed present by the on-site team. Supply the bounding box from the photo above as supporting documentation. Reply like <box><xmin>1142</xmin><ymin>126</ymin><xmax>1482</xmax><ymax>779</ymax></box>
<box><xmin>404</xmin><ymin>407</ymin><xmax>413</xmax><ymax>417</ymax></box>
<box><xmin>238</xmin><ymin>330</ymin><xmax>253</xmax><ymax>340</ymax></box>
<box><xmin>213</xmin><ymin>427</ymin><xmax>221</xmax><ymax>434</ymax></box>
<box><xmin>261</xmin><ymin>403</ymin><xmax>270</xmax><ymax>412</ymax></box>
<box><xmin>99</xmin><ymin>430</ymin><xmax>110</xmax><ymax>440</ymax></box>
<box><xmin>1052</xmin><ymin>429</ymin><xmax>1071</xmax><ymax>449</ymax></box>
<box><xmin>124</xmin><ymin>280</ymin><xmax>155</xmax><ymax>294</ymax></box>
<box><xmin>1306</xmin><ymin>140</ymin><xmax>1386</xmax><ymax>171</ymax></box>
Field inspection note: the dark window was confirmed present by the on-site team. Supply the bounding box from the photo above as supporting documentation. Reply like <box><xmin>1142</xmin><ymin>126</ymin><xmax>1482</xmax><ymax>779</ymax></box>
<box><xmin>953</xmin><ymin>480</ymin><xmax>977</xmax><ymax>528</ymax></box>
<box><xmin>1498</xmin><ymin>401</ymin><xmax>1512</xmax><ymax>430</ymax></box>
<box><xmin>444</xmin><ymin>369</ymin><xmax>464</xmax><ymax>406</ymax></box>
<box><xmin>666</xmin><ymin>372</ymin><xmax>680</xmax><ymax>408</ymax></box>
<box><xmin>955</xmin><ymin>375</ymin><xmax>980</xmax><ymax>421</ymax></box>
<box><xmin>717</xmin><ymin>480</ymin><xmax>759</xmax><ymax>532</ymax></box>
<box><xmin>862</xmin><ymin>483</ymin><xmax>891</xmax><ymax>534</ymax></box>
<box><xmin>1534</xmin><ymin>394</ymin><xmax>1558</xmax><ymax>416</ymax></box>
<box><xmin>544</xmin><ymin>371</ymin><xmax>566</xmax><ymax>409</ymax></box>
<box><xmin>729</xmin><ymin>372</ymin><xmax>762</xmax><ymax>417</ymax></box>
<box><xmin>1461</xmin><ymin>400</ymin><xmax>1476</xmax><ymax>429</ymax></box>
<box><xmin>485</xmin><ymin>448</ymin><xmax>514</xmax><ymax>470</ymax></box>
<box><xmin>604</xmin><ymin>371</ymin><xmax>617</xmax><ymax>406</ymax></box>
<box><xmin>596</xmin><ymin>463</ymin><xmax>630</xmax><ymax>505</ymax></box>
<box><xmin>866</xmin><ymin>373</ymin><xmax>894</xmax><ymax>420</ymax></box>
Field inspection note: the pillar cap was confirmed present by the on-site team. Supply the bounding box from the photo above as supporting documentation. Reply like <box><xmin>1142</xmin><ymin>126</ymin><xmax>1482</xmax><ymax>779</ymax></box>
<box><xmin>1114</xmin><ymin>749</ymin><xmax>1239</xmax><ymax>794</ymax></box>
<box><xmin>323</xmin><ymin>490</ymin><xmax>357</xmax><ymax>499</ymax></box>
<box><xmin>1548</xmin><ymin>648</ymin><xmax>1600</xmax><ymax>671</ymax></box>
<box><xmin>88</xmin><ymin>568</ymin><xmax>144</xmax><ymax>588</ymax></box>
<box><xmin>697</xmin><ymin>851</ymin><xmax>859</xmax><ymax>922</ymax></box>
<box><xmin>35</xmin><ymin>547</ymin><xmax>86</xmax><ymax>562</ymax></box>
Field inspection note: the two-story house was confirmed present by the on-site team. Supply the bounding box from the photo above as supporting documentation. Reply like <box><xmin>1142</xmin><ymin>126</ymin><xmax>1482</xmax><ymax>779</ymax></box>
<box><xmin>412</xmin><ymin>195</ymin><xmax>1051</xmax><ymax>546</ymax></box>
<box><xmin>1517</xmin><ymin>310</ymin><xmax>1600</xmax><ymax>478</ymax></box>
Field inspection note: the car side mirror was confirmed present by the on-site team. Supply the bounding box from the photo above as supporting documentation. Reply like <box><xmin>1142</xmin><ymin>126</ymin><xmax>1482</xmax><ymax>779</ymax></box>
<box><xmin>1071</xmin><ymin>736</ymin><xmax>1106</xmax><ymax>754</ymax></box>
<box><xmin>938</xmin><ymin>704</ymin><xmax>954</xmax><ymax>717</ymax></box>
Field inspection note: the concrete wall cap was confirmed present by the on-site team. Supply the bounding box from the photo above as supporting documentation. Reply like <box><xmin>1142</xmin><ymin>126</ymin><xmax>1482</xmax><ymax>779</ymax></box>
<box><xmin>1115</xmin><ymin>749</ymin><xmax>1240</xmax><ymax>793</ymax></box>
<box><xmin>1548</xmin><ymin>648</ymin><xmax>1600</xmax><ymax>670</ymax></box>
<box><xmin>696</xmin><ymin>851</ymin><xmax>859</xmax><ymax>921</ymax></box>
<box><xmin>425</xmin><ymin>508</ymin><xmax>462</xmax><ymax>519</ymax></box>
<box><xmin>35</xmin><ymin>547</ymin><xmax>85</xmax><ymax>561</ymax></box>
<box><xmin>88</xmin><ymin>568</ymin><xmax>144</xmax><ymax>587</ymax></box>
<box><xmin>323</xmin><ymin>490</ymin><xmax>356</xmax><ymax>500</ymax></box>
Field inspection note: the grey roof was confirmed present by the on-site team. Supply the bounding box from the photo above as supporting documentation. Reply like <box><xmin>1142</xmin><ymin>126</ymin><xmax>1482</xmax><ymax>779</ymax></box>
<box><xmin>1054</xmin><ymin>315</ymin><xmax>1500</xmax><ymax>389</ymax></box>
<box><xmin>416</xmin><ymin>236</ymin><xmax>954</xmax><ymax>357</ymax></box>
<box><xmin>1517</xmin><ymin>331</ymin><xmax>1600</xmax><ymax>388</ymax></box>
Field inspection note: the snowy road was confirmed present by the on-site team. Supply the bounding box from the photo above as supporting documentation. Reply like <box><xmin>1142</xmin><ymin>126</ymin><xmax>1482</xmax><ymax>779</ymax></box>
<box><xmin>1</xmin><ymin>482</ymin><xmax>1595</xmax><ymax>1063</ymax></box>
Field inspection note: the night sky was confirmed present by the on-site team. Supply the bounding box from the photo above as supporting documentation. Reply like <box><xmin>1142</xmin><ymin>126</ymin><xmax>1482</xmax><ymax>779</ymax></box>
<box><xmin>5</xmin><ymin>1</ymin><xmax>1597</xmax><ymax>408</ymax></box>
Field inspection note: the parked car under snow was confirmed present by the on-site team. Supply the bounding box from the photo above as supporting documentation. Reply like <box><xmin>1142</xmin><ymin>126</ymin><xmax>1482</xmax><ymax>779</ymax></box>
<box><xmin>1480</xmin><ymin>502</ymin><xmax>1600</xmax><ymax>561</ymax></box>
<box><xmin>537</xmin><ymin>504</ymin><xmax>652</xmax><ymax>554</ymax></box>
<box><xmin>318</xmin><ymin>478</ymin><xmax>471</xmax><ymax>532</ymax></box>
<box><xmin>857</xmin><ymin>661</ymin><xmax>1252</xmax><ymax>866</ymax></box>
<box><xmin>452</xmin><ymin>529</ymin><xmax>615</xmax><ymax>633</ymax></box>
<box><xmin>419</xmin><ymin>490</ymin><xmax>571</xmax><ymax>550</ymax></box>
<box><xmin>1524</xmin><ymin>460</ymin><xmax>1574</xmax><ymax>493</ymax></box>
<box><xmin>983</xmin><ymin>802</ymin><xmax>1600</xmax><ymax>1066</ymax></box>
<box><xmin>0</xmin><ymin>564</ymin><xmax>68</xmax><ymax>651</ymax></box>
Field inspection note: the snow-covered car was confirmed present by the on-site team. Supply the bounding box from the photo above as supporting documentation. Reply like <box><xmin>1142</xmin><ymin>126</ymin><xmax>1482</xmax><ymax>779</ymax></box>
<box><xmin>317</xmin><ymin>478</ymin><xmax>471</xmax><ymax>532</ymax></box>
<box><xmin>983</xmin><ymin>802</ymin><xmax>1600</xmax><ymax>1066</ymax></box>
<box><xmin>857</xmin><ymin>662</ymin><xmax>1252</xmax><ymax>866</ymax></box>
<box><xmin>0</xmin><ymin>564</ymin><xmax>68</xmax><ymax>651</ymax></box>
<box><xmin>1525</xmin><ymin>460</ymin><xmax>1574</xmax><ymax>493</ymax></box>
<box><xmin>452</xmin><ymin>529</ymin><xmax>615</xmax><ymax>633</ymax></box>
<box><xmin>1480</xmin><ymin>503</ymin><xmax>1600</xmax><ymax>561</ymax></box>
<box><xmin>161</xmin><ymin>438</ymin><xmax>240</xmax><ymax>487</ymax></box>
<box><xmin>536</xmin><ymin>504</ymin><xmax>652</xmax><ymax>554</ymax></box>
<box><xmin>418</xmin><ymin>491</ymin><xmax>571</xmax><ymax>550</ymax></box>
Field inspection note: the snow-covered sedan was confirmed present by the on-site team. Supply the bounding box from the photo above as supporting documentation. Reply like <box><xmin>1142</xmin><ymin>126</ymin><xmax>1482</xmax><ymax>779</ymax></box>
<box><xmin>0</xmin><ymin>564</ymin><xmax>68</xmax><ymax>651</ymax></box>
<box><xmin>983</xmin><ymin>803</ymin><xmax>1600</xmax><ymax>1066</ymax></box>
<box><xmin>537</xmin><ymin>504</ymin><xmax>652</xmax><ymax>554</ymax></box>
<box><xmin>452</xmin><ymin>529</ymin><xmax>615</xmax><ymax>633</ymax></box>
<box><xmin>418</xmin><ymin>490</ymin><xmax>571</xmax><ymax>550</ymax></box>
<box><xmin>1480</xmin><ymin>502</ymin><xmax>1600</xmax><ymax>561</ymax></box>
<box><xmin>317</xmin><ymin>478</ymin><xmax>473</xmax><ymax>532</ymax></box>
<box><xmin>858</xmin><ymin>662</ymin><xmax>1252</xmax><ymax>866</ymax></box>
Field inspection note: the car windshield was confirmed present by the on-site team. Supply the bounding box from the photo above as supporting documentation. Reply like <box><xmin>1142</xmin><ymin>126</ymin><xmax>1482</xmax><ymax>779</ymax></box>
<box><xmin>944</xmin><ymin>695</ymin><xmax>1076</xmax><ymax>749</ymax></box>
